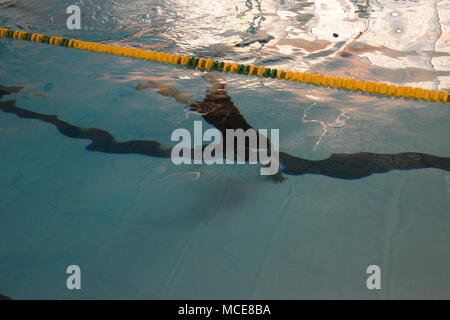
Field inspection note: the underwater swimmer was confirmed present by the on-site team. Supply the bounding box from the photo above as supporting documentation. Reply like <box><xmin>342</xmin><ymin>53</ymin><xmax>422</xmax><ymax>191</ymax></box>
<box><xmin>137</xmin><ymin>73</ymin><xmax>284</xmax><ymax>182</ymax></box>
<box><xmin>136</xmin><ymin>74</ymin><xmax>450</xmax><ymax>180</ymax></box>
<box><xmin>1</xmin><ymin>83</ymin><xmax>450</xmax><ymax>181</ymax></box>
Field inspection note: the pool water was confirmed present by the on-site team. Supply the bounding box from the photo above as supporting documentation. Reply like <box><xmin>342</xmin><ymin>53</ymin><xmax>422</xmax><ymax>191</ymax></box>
<box><xmin>0</xmin><ymin>0</ymin><xmax>449</xmax><ymax>299</ymax></box>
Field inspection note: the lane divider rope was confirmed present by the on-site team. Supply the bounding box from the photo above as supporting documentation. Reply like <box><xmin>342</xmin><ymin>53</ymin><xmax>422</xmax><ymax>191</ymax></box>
<box><xmin>0</xmin><ymin>27</ymin><xmax>448</xmax><ymax>103</ymax></box>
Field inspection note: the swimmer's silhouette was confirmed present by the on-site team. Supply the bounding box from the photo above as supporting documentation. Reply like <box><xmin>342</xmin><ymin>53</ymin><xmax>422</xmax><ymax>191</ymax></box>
<box><xmin>1</xmin><ymin>82</ymin><xmax>450</xmax><ymax>181</ymax></box>
<box><xmin>137</xmin><ymin>73</ymin><xmax>277</xmax><ymax>174</ymax></box>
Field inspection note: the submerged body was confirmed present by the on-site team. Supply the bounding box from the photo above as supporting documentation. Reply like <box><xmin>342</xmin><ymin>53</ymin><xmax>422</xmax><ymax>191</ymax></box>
<box><xmin>1</xmin><ymin>82</ymin><xmax>450</xmax><ymax>181</ymax></box>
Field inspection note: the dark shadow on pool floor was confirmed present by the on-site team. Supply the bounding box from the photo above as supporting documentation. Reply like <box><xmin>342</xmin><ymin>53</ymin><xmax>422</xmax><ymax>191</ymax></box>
<box><xmin>1</xmin><ymin>85</ymin><xmax>450</xmax><ymax>181</ymax></box>
<box><xmin>0</xmin><ymin>293</ymin><xmax>12</xmax><ymax>300</ymax></box>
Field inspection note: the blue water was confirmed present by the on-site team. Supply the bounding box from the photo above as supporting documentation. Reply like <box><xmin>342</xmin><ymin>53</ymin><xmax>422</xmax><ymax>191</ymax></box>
<box><xmin>0</xmin><ymin>0</ymin><xmax>449</xmax><ymax>299</ymax></box>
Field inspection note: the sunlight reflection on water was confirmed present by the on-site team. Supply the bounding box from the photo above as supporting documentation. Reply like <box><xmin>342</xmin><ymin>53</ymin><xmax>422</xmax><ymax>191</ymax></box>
<box><xmin>1</xmin><ymin>0</ymin><xmax>448</xmax><ymax>90</ymax></box>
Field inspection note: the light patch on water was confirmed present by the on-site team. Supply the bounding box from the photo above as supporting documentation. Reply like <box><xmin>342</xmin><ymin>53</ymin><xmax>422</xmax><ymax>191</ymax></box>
<box><xmin>437</xmin><ymin>76</ymin><xmax>450</xmax><ymax>89</ymax></box>
<box><xmin>277</xmin><ymin>44</ymin><xmax>303</xmax><ymax>55</ymax></box>
<box><xmin>302</xmin><ymin>101</ymin><xmax>350</xmax><ymax>151</ymax></box>
<box><xmin>184</xmin><ymin>171</ymin><xmax>201</xmax><ymax>181</ymax></box>
<box><xmin>277</xmin><ymin>10</ymin><xmax>298</xmax><ymax>19</ymax></box>
<box><xmin>402</xmin><ymin>81</ymin><xmax>435</xmax><ymax>90</ymax></box>
<box><xmin>359</xmin><ymin>52</ymin><xmax>425</xmax><ymax>71</ymax></box>
<box><xmin>305</xmin><ymin>94</ymin><xmax>326</xmax><ymax>101</ymax></box>
<box><xmin>311</xmin><ymin>0</ymin><xmax>368</xmax><ymax>42</ymax></box>
<box><xmin>283</xmin><ymin>26</ymin><xmax>303</xmax><ymax>34</ymax></box>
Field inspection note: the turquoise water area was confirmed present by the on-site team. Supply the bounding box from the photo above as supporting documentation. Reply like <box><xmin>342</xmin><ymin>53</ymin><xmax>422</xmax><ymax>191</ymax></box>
<box><xmin>0</xmin><ymin>0</ymin><xmax>449</xmax><ymax>299</ymax></box>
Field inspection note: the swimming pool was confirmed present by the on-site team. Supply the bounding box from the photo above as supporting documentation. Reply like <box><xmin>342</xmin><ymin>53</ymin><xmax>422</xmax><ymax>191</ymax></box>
<box><xmin>0</xmin><ymin>0</ymin><xmax>449</xmax><ymax>299</ymax></box>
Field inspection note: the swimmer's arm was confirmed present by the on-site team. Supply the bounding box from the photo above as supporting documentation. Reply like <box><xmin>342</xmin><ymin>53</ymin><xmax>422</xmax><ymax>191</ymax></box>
<box><xmin>267</xmin><ymin>169</ymin><xmax>287</xmax><ymax>183</ymax></box>
<box><xmin>201</xmin><ymin>72</ymin><xmax>226</xmax><ymax>90</ymax></box>
<box><xmin>136</xmin><ymin>78</ymin><xmax>192</xmax><ymax>104</ymax></box>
